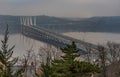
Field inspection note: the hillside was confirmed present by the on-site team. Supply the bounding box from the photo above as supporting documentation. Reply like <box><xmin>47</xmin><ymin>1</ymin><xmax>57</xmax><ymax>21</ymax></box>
<box><xmin>0</xmin><ymin>15</ymin><xmax>120</xmax><ymax>34</ymax></box>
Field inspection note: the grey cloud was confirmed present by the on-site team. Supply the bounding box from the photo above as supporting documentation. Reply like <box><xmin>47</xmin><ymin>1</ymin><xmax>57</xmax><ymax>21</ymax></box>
<box><xmin>0</xmin><ymin>0</ymin><xmax>120</xmax><ymax>17</ymax></box>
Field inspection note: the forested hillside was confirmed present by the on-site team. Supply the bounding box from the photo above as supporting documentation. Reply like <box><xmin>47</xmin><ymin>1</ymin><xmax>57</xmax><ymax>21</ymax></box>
<box><xmin>0</xmin><ymin>15</ymin><xmax>120</xmax><ymax>34</ymax></box>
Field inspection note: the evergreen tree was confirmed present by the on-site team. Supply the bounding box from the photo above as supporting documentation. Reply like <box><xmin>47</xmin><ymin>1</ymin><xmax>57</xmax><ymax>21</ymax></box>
<box><xmin>61</xmin><ymin>41</ymin><xmax>80</xmax><ymax>63</ymax></box>
<box><xmin>51</xmin><ymin>42</ymin><xmax>101</xmax><ymax>77</ymax></box>
<box><xmin>0</xmin><ymin>25</ymin><xmax>24</xmax><ymax>77</ymax></box>
<box><xmin>38</xmin><ymin>56</ymin><xmax>51</xmax><ymax>77</ymax></box>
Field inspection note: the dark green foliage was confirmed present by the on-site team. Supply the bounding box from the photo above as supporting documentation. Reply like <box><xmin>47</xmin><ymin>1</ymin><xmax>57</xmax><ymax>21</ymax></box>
<box><xmin>40</xmin><ymin>47</ymin><xmax>52</xmax><ymax>77</ymax></box>
<box><xmin>0</xmin><ymin>25</ymin><xmax>24</xmax><ymax>77</ymax></box>
<box><xmin>61</xmin><ymin>41</ymin><xmax>80</xmax><ymax>62</ymax></box>
<box><xmin>40</xmin><ymin>63</ymin><xmax>51</xmax><ymax>77</ymax></box>
<box><xmin>73</xmin><ymin>61</ymin><xmax>101</xmax><ymax>76</ymax></box>
<box><xmin>51</xmin><ymin>42</ymin><xmax>101</xmax><ymax>77</ymax></box>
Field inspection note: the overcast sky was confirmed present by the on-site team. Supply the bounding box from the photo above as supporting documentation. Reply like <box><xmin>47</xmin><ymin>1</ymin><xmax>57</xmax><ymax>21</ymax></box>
<box><xmin>0</xmin><ymin>0</ymin><xmax>120</xmax><ymax>17</ymax></box>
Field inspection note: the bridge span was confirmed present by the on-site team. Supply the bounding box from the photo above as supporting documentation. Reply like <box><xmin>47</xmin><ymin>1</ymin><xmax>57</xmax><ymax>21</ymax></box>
<box><xmin>19</xmin><ymin>16</ymin><xmax>97</xmax><ymax>55</ymax></box>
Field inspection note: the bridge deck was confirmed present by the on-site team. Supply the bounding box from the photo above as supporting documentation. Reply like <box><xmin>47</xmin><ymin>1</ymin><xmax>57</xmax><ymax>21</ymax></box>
<box><xmin>21</xmin><ymin>25</ymin><xmax>97</xmax><ymax>55</ymax></box>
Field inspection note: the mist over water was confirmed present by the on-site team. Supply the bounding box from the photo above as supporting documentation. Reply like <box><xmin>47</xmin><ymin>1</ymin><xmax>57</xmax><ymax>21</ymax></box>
<box><xmin>63</xmin><ymin>32</ymin><xmax>120</xmax><ymax>45</ymax></box>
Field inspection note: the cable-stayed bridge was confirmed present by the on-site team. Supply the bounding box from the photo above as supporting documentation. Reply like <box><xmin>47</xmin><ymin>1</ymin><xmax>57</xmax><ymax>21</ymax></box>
<box><xmin>19</xmin><ymin>16</ymin><xmax>96</xmax><ymax>55</ymax></box>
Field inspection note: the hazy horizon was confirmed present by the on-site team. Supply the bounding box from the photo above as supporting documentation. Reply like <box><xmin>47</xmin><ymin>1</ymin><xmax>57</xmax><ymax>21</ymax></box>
<box><xmin>0</xmin><ymin>0</ymin><xmax>120</xmax><ymax>18</ymax></box>
<box><xmin>1</xmin><ymin>14</ymin><xmax>120</xmax><ymax>18</ymax></box>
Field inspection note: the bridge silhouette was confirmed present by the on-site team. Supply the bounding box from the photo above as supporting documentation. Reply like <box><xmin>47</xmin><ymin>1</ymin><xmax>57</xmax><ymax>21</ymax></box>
<box><xmin>19</xmin><ymin>16</ymin><xmax>96</xmax><ymax>55</ymax></box>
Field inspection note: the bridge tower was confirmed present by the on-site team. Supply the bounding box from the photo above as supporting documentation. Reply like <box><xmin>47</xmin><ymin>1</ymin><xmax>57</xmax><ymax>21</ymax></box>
<box><xmin>20</xmin><ymin>16</ymin><xmax>36</xmax><ymax>26</ymax></box>
<box><xmin>30</xmin><ymin>17</ymin><xmax>33</xmax><ymax>26</ymax></box>
<box><xmin>33</xmin><ymin>16</ymin><xmax>36</xmax><ymax>26</ymax></box>
<box><xmin>23</xmin><ymin>17</ymin><xmax>26</xmax><ymax>25</ymax></box>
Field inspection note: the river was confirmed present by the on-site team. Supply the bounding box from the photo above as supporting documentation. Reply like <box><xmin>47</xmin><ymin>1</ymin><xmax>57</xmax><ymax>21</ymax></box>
<box><xmin>0</xmin><ymin>32</ymin><xmax>120</xmax><ymax>57</ymax></box>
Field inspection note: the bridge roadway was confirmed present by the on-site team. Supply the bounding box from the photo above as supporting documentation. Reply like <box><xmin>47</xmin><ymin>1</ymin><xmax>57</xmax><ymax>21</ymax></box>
<box><xmin>21</xmin><ymin>25</ymin><xmax>97</xmax><ymax>55</ymax></box>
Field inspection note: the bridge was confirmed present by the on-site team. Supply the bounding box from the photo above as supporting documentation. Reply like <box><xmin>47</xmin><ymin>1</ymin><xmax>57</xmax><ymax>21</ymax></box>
<box><xmin>19</xmin><ymin>16</ymin><xmax>96</xmax><ymax>55</ymax></box>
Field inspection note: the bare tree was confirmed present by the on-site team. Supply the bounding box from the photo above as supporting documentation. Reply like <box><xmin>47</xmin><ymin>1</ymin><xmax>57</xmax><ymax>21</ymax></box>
<box><xmin>97</xmin><ymin>45</ymin><xmax>107</xmax><ymax>77</ymax></box>
<box><xmin>83</xmin><ymin>44</ymin><xmax>98</xmax><ymax>64</ymax></box>
<box><xmin>37</xmin><ymin>44</ymin><xmax>62</xmax><ymax>77</ymax></box>
<box><xmin>19</xmin><ymin>47</ymin><xmax>38</xmax><ymax>77</ymax></box>
<box><xmin>106</xmin><ymin>42</ymin><xmax>120</xmax><ymax>63</ymax></box>
<box><xmin>38</xmin><ymin>44</ymin><xmax>61</xmax><ymax>65</ymax></box>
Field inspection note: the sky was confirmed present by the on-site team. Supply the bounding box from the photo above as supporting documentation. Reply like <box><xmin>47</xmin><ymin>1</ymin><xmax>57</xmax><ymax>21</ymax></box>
<box><xmin>0</xmin><ymin>0</ymin><xmax>120</xmax><ymax>17</ymax></box>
